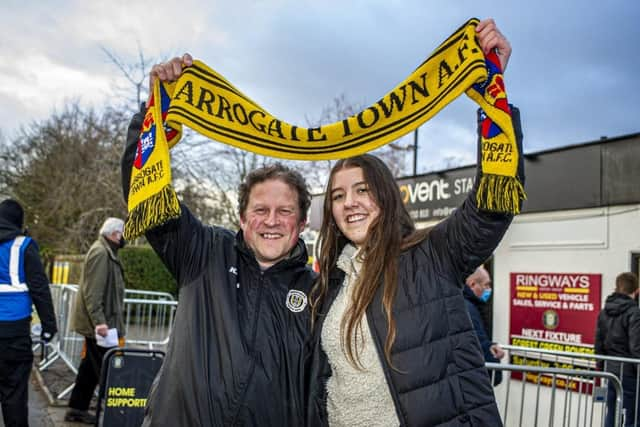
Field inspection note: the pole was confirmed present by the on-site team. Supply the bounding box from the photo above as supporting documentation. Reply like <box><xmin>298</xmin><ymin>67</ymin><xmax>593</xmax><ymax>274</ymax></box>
<box><xmin>413</xmin><ymin>128</ymin><xmax>419</xmax><ymax>176</ymax></box>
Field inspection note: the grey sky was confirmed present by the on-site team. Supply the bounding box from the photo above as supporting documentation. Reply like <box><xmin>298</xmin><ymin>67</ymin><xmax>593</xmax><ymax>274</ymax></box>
<box><xmin>1</xmin><ymin>0</ymin><xmax>638</xmax><ymax>173</ymax></box>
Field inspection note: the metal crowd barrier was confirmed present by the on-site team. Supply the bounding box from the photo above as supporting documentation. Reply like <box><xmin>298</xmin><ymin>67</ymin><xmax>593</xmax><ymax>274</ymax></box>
<box><xmin>487</xmin><ymin>363</ymin><xmax>622</xmax><ymax>427</ymax></box>
<box><xmin>39</xmin><ymin>284</ymin><xmax>177</xmax><ymax>400</ymax></box>
<box><xmin>37</xmin><ymin>285</ymin><xmax>640</xmax><ymax>426</ymax></box>
<box><xmin>486</xmin><ymin>344</ymin><xmax>640</xmax><ymax>426</ymax></box>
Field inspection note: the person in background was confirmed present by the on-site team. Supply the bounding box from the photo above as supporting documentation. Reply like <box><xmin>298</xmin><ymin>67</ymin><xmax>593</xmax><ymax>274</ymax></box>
<box><xmin>307</xmin><ymin>19</ymin><xmax>521</xmax><ymax>426</ymax></box>
<box><xmin>0</xmin><ymin>199</ymin><xmax>57</xmax><ymax>427</ymax></box>
<box><xmin>464</xmin><ymin>265</ymin><xmax>505</xmax><ymax>386</ymax></box>
<box><xmin>65</xmin><ymin>217</ymin><xmax>126</xmax><ymax>424</ymax></box>
<box><xmin>595</xmin><ymin>272</ymin><xmax>640</xmax><ymax>427</ymax></box>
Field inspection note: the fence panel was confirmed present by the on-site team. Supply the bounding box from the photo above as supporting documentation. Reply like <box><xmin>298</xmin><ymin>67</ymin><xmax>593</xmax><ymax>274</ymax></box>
<box><xmin>488</xmin><ymin>343</ymin><xmax>640</xmax><ymax>426</ymax></box>
<box><xmin>40</xmin><ymin>286</ymin><xmax>640</xmax><ymax>426</ymax></box>
<box><xmin>488</xmin><ymin>363</ymin><xmax>622</xmax><ymax>427</ymax></box>
<box><xmin>39</xmin><ymin>284</ymin><xmax>177</xmax><ymax>399</ymax></box>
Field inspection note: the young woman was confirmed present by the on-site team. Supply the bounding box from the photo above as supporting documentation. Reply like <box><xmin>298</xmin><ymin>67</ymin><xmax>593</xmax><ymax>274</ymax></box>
<box><xmin>307</xmin><ymin>19</ymin><xmax>520</xmax><ymax>427</ymax></box>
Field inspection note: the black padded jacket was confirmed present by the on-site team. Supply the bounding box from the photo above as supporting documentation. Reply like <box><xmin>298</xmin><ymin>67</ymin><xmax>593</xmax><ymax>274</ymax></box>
<box><xmin>595</xmin><ymin>292</ymin><xmax>640</xmax><ymax>375</ymax></box>
<box><xmin>306</xmin><ymin>107</ymin><xmax>524</xmax><ymax>427</ymax></box>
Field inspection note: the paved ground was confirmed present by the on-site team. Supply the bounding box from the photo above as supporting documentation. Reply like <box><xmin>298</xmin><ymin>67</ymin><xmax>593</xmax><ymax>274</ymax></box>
<box><xmin>7</xmin><ymin>342</ymin><xmax>159</xmax><ymax>427</ymax></box>
<box><xmin>27</xmin><ymin>372</ymin><xmax>55</xmax><ymax>427</ymax></box>
<box><xmin>35</xmin><ymin>368</ymin><xmax>97</xmax><ymax>427</ymax></box>
<box><xmin>0</xmin><ymin>370</ymin><xmax>77</xmax><ymax>427</ymax></box>
<box><xmin>0</xmin><ymin>370</ymin><xmax>51</xmax><ymax>427</ymax></box>
<box><xmin>0</xmin><ymin>368</ymin><xmax>95</xmax><ymax>427</ymax></box>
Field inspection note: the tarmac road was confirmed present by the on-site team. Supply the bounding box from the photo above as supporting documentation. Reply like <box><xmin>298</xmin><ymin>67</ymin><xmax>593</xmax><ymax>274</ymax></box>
<box><xmin>0</xmin><ymin>369</ymin><xmax>86</xmax><ymax>427</ymax></box>
<box><xmin>26</xmin><ymin>373</ymin><xmax>55</xmax><ymax>427</ymax></box>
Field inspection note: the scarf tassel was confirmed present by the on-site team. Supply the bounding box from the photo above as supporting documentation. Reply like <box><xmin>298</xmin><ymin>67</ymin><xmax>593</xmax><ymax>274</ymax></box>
<box><xmin>476</xmin><ymin>174</ymin><xmax>526</xmax><ymax>215</ymax></box>
<box><xmin>124</xmin><ymin>184</ymin><xmax>180</xmax><ymax>240</ymax></box>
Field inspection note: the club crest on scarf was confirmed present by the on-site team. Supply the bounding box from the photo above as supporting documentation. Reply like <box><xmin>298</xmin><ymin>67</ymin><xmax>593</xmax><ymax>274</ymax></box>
<box><xmin>472</xmin><ymin>51</ymin><xmax>511</xmax><ymax>139</ymax></box>
<box><xmin>134</xmin><ymin>102</ymin><xmax>156</xmax><ymax>170</ymax></box>
<box><xmin>124</xmin><ymin>80</ymin><xmax>182</xmax><ymax>240</ymax></box>
<box><xmin>465</xmin><ymin>49</ymin><xmax>526</xmax><ymax>214</ymax></box>
<box><xmin>134</xmin><ymin>85</ymin><xmax>180</xmax><ymax>170</ymax></box>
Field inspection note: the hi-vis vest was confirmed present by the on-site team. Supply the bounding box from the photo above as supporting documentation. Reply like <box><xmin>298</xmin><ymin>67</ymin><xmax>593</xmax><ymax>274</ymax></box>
<box><xmin>0</xmin><ymin>236</ymin><xmax>33</xmax><ymax>321</ymax></box>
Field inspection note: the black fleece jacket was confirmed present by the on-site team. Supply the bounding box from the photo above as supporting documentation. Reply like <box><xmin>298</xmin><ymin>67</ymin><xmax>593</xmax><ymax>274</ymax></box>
<box><xmin>122</xmin><ymin>107</ymin><xmax>317</xmax><ymax>427</ymax></box>
<box><xmin>595</xmin><ymin>292</ymin><xmax>640</xmax><ymax>374</ymax></box>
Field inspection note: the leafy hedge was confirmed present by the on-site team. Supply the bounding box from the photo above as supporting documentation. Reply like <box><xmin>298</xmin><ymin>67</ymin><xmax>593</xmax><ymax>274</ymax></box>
<box><xmin>51</xmin><ymin>246</ymin><xmax>176</xmax><ymax>296</ymax></box>
<box><xmin>119</xmin><ymin>246</ymin><xmax>176</xmax><ymax>296</ymax></box>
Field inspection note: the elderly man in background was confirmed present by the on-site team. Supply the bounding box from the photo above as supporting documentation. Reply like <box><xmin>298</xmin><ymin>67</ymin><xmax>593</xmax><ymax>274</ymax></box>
<box><xmin>65</xmin><ymin>217</ymin><xmax>126</xmax><ymax>424</ymax></box>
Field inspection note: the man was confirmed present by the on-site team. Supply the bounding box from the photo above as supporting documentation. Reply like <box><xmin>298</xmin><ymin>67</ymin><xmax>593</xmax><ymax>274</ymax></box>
<box><xmin>0</xmin><ymin>199</ymin><xmax>57</xmax><ymax>427</ymax></box>
<box><xmin>65</xmin><ymin>217</ymin><xmax>126</xmax><ymax>424</ymax></box>
<box><xmin>464</xmin><ymin>265</ymin><xmax>505</xmax><ymax>385</ymax></box>
<box><xmin>595</xmin><ymin>272</ymin><xmax>640</xmax><ymax>427</ymax></box>
<box><xmin>119</xmin><ymin>54</ymin><xmax>317</xmax><ymax>426</ymax></box>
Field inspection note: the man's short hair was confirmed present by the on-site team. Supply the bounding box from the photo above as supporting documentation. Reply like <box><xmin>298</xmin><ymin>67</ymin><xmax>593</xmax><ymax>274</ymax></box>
<box><xmin>99</xmin><ymin>217</ymin><xmax>124</xmax><ymax>236</ymax></box>
<box><xmin>466</xmin><ymin>265</ymin><xmax>492</xmax><ymax>288</ymax></box>
<box><xmin>615</xmin><ymin>272</ymin><xmax>639</xmax><ymax>295</ymax></box>
<box><xmin>237</xmin><ymin>163</ymin><xmax>311</xmax><ymax>222</ymax></box>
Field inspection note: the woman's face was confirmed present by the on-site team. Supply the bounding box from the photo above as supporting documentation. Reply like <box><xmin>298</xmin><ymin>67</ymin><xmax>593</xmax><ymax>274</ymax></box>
<box><xmin>330</xmin><ymin>166</ymin><xmax>380</xmax><ymax>248</ymax></box>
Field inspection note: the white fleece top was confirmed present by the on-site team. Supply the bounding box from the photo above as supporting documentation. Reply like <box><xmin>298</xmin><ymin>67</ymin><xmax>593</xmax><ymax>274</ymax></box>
<box><xmin>321</xmin><ymin>244</ymin><xmax>400</xmax><ymax>427</ymax></box>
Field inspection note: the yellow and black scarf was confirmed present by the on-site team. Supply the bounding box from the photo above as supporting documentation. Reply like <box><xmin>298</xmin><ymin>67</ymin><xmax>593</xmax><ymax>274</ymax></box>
<box><xmin>125</xmin><ymin>17</ymin><xmax>525</xmax><ymax>239</ymax></box>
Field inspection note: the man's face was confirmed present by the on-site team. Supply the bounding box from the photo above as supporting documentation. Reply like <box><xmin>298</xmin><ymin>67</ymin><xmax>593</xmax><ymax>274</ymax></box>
<box><xmin>240</xmin><ymin>179</ymin><xmax>306</xmax><ymax>269</ymax></box>
<box><xmin>469</xmin><ymin>272</ymin><xmax>492</xmax><ymax>298</ymax></box>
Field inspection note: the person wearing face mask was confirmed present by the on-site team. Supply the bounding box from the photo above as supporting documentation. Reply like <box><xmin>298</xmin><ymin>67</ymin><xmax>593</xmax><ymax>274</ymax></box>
<box><xmin>464</xmin><ymin>265</ymin><xmax>504</xmax><ymax>386</ymax></box>
<box><xmin>66</xmin><ymin>217</ymin><xmax>126</xmax><ymax>424</ymax></box>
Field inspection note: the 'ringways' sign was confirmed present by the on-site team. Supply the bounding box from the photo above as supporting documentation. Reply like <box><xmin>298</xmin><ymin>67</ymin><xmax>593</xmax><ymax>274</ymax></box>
<box><xmin>509</xmin><ymin>272</ymin><xmax>601</xmax><ymax>391</ymax></box>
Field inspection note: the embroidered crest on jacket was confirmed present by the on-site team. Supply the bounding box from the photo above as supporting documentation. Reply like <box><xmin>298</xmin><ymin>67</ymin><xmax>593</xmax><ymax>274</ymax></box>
<box><xmin>286</xmin><ymin>289</ymin><xmax>307</xmax><ymax>313</ymax></box>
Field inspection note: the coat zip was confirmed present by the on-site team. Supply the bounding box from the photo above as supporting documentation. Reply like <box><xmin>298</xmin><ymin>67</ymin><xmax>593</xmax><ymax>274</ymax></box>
<box><xmin>229</xmin><ymin>271</ymin><xmax>266</xmax><ymax>425</ymax></box>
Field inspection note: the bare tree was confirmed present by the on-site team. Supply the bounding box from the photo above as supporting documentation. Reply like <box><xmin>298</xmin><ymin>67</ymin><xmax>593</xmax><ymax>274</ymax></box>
<box><xmin>101</xmin><ymin>45</ymin><xmax>153</xmax><ymax>111</ymax></box>
<box><xmin>301</xmin><ymin>93</ymin><xmax>412</xmax><ymax>190</ymax></box>
<box><xmin>0</xmin><ymin>104</ymin><xmax>129</xmax><ymax>256</ymax></box>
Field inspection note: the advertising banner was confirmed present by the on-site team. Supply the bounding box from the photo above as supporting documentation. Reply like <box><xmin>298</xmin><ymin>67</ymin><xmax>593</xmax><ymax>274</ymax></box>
<box><xmin>397</xmin><ymin>170</ymin><xmax>475</xmax><ymax>222</ymax></box>
<box><xmin>509</xmin><ymin>272</ymin><xmax>602</xmax><ymax>390</ymax></box>
<box><xmin>97</xmin><ymin>349</ymin><xmax>164</xmax><ymax>427</ymax></box>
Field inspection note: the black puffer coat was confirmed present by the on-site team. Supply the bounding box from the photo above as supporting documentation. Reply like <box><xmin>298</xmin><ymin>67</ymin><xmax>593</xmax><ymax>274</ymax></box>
<box><xmin>595</xmin><ymin>292</ymin><xmax>640</xmax><ymax>374</ymax></box>
<box><xmin>307</xmin><ymin>107</ymin><xmax>523</xmax><ymax>427</ymax></box>
<box><xmin>122</xmin><ymin>111</ymin><xmax>317</xmax><ymax>427</ymax></box>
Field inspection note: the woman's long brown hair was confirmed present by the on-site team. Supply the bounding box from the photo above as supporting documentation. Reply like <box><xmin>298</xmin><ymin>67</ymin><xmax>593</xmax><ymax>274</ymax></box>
<box><xmin>310</xmin><ymin>155</ymin><xmax>429</xmax><ymax>369</ymax></box>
